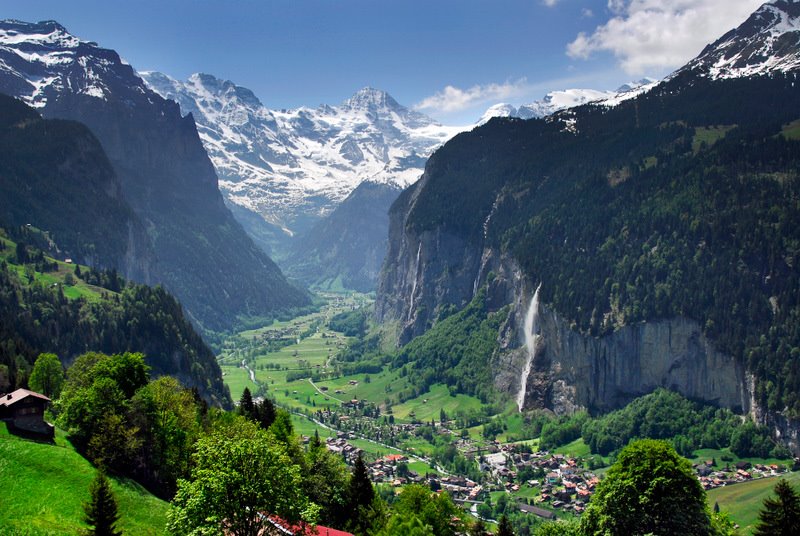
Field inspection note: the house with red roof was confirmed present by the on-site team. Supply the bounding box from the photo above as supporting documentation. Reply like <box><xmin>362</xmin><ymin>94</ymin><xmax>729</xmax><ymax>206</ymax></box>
<box><xmin>264</xmin><ymin>516</ymin><xmax>353</xmax><ymax>536</ymax></box>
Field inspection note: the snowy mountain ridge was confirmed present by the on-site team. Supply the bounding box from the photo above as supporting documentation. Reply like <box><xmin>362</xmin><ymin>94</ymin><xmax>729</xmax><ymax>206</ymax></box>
<box><xmin>141</xmin><ymin>72</ymin><xmax>464</xmax><ymax>235</ymax></box>
<box><xmin>477</xmin><ymin>79</ymin><xmax>658</xmax><ymax>124</ymax></box>
<box><xmin>0</xmin><ymin>19</ymin><xmax>147</xmax><ymax>108</ymax></box>
<box><xmin>677</xmin><ymin>0</ymin><xmax>800</xmax><ymax>79</ymax></box>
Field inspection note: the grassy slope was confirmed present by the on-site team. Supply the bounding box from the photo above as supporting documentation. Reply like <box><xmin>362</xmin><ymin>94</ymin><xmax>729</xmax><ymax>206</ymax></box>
<box><xmin>0</xmin><ymin>424</ymin><xmax>167</xmax><ymax>535</ymax></box>
<box><xmin>707</xmin><ymin>471</ymin><xmax>800</xmax><ymax>535</ymax></box>
<box><xmin>0</xmin><ymin>233</ymin><xmax>110</xmax><ymax>302</ymax></box>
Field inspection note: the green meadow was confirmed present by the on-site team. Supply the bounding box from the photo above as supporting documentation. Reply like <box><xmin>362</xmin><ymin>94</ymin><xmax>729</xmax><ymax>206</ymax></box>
<box><xmin>707</xmin><ymin>471</ymin><xmax>800</xmax><ymax>535</ymax></box>
<box><xmin>0</xmin><ymin>424</ymin><xmax>167</xmax><ymax>535</ymax></box>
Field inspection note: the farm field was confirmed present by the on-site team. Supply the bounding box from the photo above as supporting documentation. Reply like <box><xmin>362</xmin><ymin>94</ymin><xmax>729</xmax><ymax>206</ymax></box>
<box><xmin>0</xmin><ymin>423</ymin><xmax>168</xmax><ymax>535</ymax></box>
<box><xmin>219</xmin><ymin>291</ymin><xmax>369</xmax><ymax>403</ymax></box>
<box><xmin>707</xmin><ymin>470</ymin><xmax>800</xmax><ymax>534</ymax></box>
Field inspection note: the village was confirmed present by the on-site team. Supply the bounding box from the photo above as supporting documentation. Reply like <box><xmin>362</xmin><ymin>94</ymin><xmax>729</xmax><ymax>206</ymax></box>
<box><xmin>304</xmin><ymin>399</ymin><xmax>794</xmax><ymax>523</ymax></box>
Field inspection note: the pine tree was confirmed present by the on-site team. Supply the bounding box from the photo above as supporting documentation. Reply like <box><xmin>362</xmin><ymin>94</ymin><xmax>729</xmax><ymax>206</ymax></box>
<box><xmin>496</xmin><ymin>514</ymin><xmax>514</xmax><ymax>536</ymax></box>
<box><xmin>349</xmin><ymin>454</ymin><xmax>374</xmax><ymax>509</ymax></box>
<box><xmin>257</xmin><ymin>397</ymin><xmax>276</xmax><ymax>429</ymax></box>
<box><xmin>347</xmin><ymin>453</ymin><xmax>376</xmax><ymax>535</ymax></box>
<box><xmin>83</xmin><ymin>471</ymin><xmax>122</xmax><ymax>536</ymax></box>
<box><xmin>754</xmin><ymin>479</ymin><xmax>800</xmax><ymax>535</ymax></box>
<box><xmin>238</xmin><ymin>387</ymin><xmax>255</xmax><ymax>420</ymax></box>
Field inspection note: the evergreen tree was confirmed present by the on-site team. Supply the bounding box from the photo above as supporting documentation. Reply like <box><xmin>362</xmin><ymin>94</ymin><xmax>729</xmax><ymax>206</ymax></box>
<box><xmin>349</xmin><ymin>454</ymin><xmax>374</xmax><ymax>509</ymax></box>
<box><xmin>754</xmin><ymin>479</ymin><xmax>800</xmax><ymax>535</ymax></box>
<box><xmin>83</xmin><ymin>471</ymin><xmax>122</xmax><ymax>536</ymax></box>
<box><xmin>256</xmin><ymin>397</ymin><xmax>276</xmax><ymax>429</ymax></box>
<box><xmin>347</xmin><ymin>454</ymin><xmax>375</xmax><ymax>535</ymax></box>
<box><xmin>238</xmin><ymin>387</ymin><xmax>255</xmax><ymax>420</ymax></box>
<box><xmin>496</xmin><ymin>514</ymin><xmax>514</xmax><ymax>536</ymax></box>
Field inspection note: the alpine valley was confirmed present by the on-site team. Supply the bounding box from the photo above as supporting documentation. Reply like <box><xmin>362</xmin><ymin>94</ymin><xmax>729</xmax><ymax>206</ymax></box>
<box><xmin>3</xmin><ymin>1</ymin><xmax>800</xmax><ymax>535</ymax></box>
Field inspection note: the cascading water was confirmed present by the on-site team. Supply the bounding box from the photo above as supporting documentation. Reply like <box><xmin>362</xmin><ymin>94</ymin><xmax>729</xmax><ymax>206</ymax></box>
<box><xmin>517</xmin><ymin>283</ymin><xmax>541</xmax><ymax>412</ymax></box>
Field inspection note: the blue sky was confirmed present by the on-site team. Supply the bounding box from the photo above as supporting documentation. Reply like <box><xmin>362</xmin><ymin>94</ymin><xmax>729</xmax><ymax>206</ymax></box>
<box><xmin>1</xmin><ymin>0</ymin><xmax>764</xmax><ymax>123</ymax></box>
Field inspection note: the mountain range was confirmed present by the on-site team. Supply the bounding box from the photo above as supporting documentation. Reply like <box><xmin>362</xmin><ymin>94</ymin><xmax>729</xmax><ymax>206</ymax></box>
<box><xmin>140</xmin><ymin>73</ymin><xmax>461</xmax><ymax>241</ymax></box>
<box><xmin>139</xmin><ymin>69</ymin><xmax>662</xmax><ymax>290</ymax></box>
<box><xmin>0</xmin><ymin>19</ymin><xmax>309</xmax><ymax>332</ymax></box>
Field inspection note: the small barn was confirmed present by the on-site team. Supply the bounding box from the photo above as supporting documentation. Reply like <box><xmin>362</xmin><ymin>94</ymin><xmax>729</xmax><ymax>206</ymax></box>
<box><xmin>0</xmin><ymin>388</ymin><xmax>54</xmax><ymax>439</ymax></box>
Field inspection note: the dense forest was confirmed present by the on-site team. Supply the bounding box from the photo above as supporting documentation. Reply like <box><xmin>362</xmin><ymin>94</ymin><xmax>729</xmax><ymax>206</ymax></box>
<box><xmin>0</xmin><ymin>228</ymin><xmax>230</xmax><ymax>407</ymax></box>
<box><xmin>394</xmin><ymin>289</ymin><xmax>508</xmax><ymax>403</ymax></box>
<box><xmin>402</xmin><ymin>73</ymin><xmax>800</xmax><ymax>416</ymax></box>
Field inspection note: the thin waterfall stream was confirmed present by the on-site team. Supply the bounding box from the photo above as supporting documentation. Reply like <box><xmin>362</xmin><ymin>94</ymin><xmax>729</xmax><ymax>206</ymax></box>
<box><xmin>517</xmin><ymin>283</ymin><xmax>541</xmax><ymax>412</ymax></box>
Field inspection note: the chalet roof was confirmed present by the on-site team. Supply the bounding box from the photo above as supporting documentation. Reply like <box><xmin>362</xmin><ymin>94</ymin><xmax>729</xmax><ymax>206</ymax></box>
<box><xmin>518</xmin><ymin>503</ymin><xmax>556</xmax><ymax>519</ymax></box>
<box><xmin>0</xmin><ymin>388</ymin><xmax>50</xmax><ymax>407</ymax></box>
<box><xmin>266</xmin><ymin>515</ymin><xmax>353</xmax><ymax>536</ymax></box>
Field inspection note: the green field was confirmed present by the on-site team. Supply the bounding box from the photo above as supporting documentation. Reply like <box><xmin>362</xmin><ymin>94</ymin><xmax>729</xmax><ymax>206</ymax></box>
<box><xmin>690</xmin><ymin>448</ymin><xmax>792</xmax><ymax>471</ymax></box>
<box><xmin>707</xmin><ymin>471</ymin><xmax>800</xmax><ymax>534</ymax></box>
<box><xmin>391</xmin><ymin>384</ymin><xmax>483</xmax><ymax>423</ymax></box>
<box><xmin>781</xmin><ymin>118</ymin><xmax>800</xmax><ymax>140</ymax></box>
<box><xmin>219</xmin><ymin>293</ymin><xmax>366</xmax><ymax>405</ymax></box>
<box><xmin>553</xmin><ymin>438</ymin><xmax>592</xmax><ymax>458</ymax></box>
<box><xmin>0</xmin><ymin>424</ymin><xmax>168</xmax><ymax>535</ymax></box>
<box><xmin>0</xmin><ymin>233</ymin><xmax>111</xmax><ymax>302</ymax></box>
<box><xmin>692</xmin><ymin>125</ymin><xmax>736</xmax><ymax>153</ymax></box>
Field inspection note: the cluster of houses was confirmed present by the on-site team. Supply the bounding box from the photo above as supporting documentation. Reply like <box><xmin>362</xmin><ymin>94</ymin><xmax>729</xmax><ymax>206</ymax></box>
<box><xmin>694</xmin><ymin>459</ymin><xmax>788</xmax><ymax>490</ymax></box>
<box><xmin>324</xmin><ymin>434</ymin><xmax>364</xmax><ymax>464</ymax></box>
<box><xmin>483</xmin><ymin>448</ymin><xmax>600</xmax><ymax>514</ymax></box>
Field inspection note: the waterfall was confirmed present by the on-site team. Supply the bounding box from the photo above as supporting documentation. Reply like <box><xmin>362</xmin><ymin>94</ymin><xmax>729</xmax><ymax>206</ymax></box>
<box><xmin>408</xmin><ymin>243</ymin><xmax>422</xmax><ymax>320</ymax></box>
<box><xmin>517</xmin><ymin>283</ymin><xmax>541</xmax><ymax>412</ymax></box>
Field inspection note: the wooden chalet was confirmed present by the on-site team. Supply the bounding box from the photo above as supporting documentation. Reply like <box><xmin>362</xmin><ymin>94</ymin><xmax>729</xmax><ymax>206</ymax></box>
<box><xmin>0</xmin><ymin>388</ymin><xmax>54</xmax><ymax>439</ymax></box>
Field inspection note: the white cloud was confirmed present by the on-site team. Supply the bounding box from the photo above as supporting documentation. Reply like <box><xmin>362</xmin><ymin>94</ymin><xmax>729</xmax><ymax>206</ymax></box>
<box><xmin>582</xmin><ymin>8</ymin><xmax>594</xmax><ymax>18</ymax></box>
<box><xmin>542</xmin><ymin>0</ymin><xmax>561</xmax><ymax>6</ymax></box>
<box><xmin>567</xmin><ymin>0</ymin><xmax>765</xmax><ymax>74</ymax></box>
<box><xmin>414</xmin><ymin>79</ymin><xmax>530</xmax><ymax>114</ymax></box>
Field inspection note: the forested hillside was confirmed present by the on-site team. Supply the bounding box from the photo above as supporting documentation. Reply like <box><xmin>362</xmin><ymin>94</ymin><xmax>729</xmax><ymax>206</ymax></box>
<box><xmin>394</xmin><ymin>73</ymin><xmax>800</xmax><ymax>416</ymax></box>
<box><xmin>0</xmin><ymin>93</ymin><xmax>152</xmax><ymax>281</ymax></box>
<box><xmin>0</xmin><ymin>228</ymin><xmax>230</xmax><ymax>407</ymax></box>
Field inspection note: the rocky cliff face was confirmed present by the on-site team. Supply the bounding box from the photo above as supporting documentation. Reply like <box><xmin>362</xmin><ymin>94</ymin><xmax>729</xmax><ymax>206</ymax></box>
<box><xmin>377</xmin><ymin>178</ymin><xmax>487</xmax><ymax>343</ymax></box>
<box><xmin>496</xmin><ymin>299</ymin><xmax>751</xmax><ymax>415</ymax></box>
<box><xmin>378</xmin><ymin>202</ymin><xmax>753</xmax><ymax>420</ymax></box>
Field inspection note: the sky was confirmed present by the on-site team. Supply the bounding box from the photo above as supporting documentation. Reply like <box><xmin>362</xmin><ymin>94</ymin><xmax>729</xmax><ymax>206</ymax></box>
<box><xmin>1</xmin><ymin>0</ymin><xmax>766</xmax><ymax>124</ymax></box>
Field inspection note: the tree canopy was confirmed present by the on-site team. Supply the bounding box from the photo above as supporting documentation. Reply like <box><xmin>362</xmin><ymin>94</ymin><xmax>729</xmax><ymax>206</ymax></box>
<box><xmin>580</xmin><ymin>439</ymin><xmax>712</xmax><ymax>536</ymax></box>
<box><xmin>166</xmin><ymin>419</ymin><xmax>310</xmax><ymax>536</ymax></box>
<box><xmin>28</xmin><ymin>352</ymin><xmax>63</xmax><ymax>399</ymax></box>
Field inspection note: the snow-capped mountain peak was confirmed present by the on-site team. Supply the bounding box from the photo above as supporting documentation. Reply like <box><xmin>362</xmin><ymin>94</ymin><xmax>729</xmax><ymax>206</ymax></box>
<box><xmin>342</xmin><ymin>86</ymin><xmax>401</xmax><ymax>111</ymax></box>
<box><xmin>0</xmin><ymin>19</ymin><xmax>149</xmax><ymax>108</ymax></box>
<box><xmin>142</xmin><ymin>73</ymin><xmax>463</xmax><ymax>235</ymax></box>
<box><xmin>478</xmin><ymin>103</ymin><xmax>519</xmax><ymax>124</ymax></box>
<box><xmin>678</xmin><ymin>0</ymin><xmax>800</xmax><ymax>79</ymax></box>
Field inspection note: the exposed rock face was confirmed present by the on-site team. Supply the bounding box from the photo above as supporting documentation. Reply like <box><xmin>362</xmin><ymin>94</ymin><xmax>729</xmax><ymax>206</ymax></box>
<box><xmin>520</xmin><ymin>306</ymin><xmax>750</xmax><ymax>415</ymax></box>
<box><xmin>379</xmin><ymin>203</ymin><xmax>752</xmax><ymax>419</ymax></box>
<box><xmin>377</xmin><ymin>179</ymin><xmax>486</xmax><ymax>343</ymax></box>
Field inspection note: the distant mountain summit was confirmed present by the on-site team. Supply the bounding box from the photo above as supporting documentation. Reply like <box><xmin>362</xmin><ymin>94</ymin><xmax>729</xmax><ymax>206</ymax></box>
<box><xmin>0</xmin><ymin>19</ymin><xmax>309</xmax><ymax>331</ymax></box>
<box><xmin>477</xmin><ymin>80</ymin><xmax>657</xmax><ymax>124</ymax></box>
<box><xmin>678</xmin><ymin>0</ymin><xmax>800</xmax><ymax>79</ymax></box>
<box><xmin>141</xmin><ymin>72</ymin><xmax>462</xmax><ymax>240</ymax></box>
